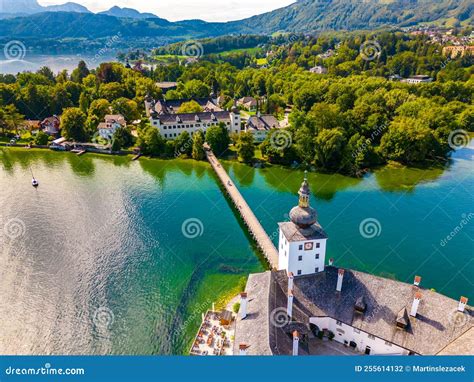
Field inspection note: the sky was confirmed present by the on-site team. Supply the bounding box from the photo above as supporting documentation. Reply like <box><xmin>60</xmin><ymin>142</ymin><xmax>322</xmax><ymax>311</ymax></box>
<box><xmin>38</xmin><ymin>0</ymin><xmax>296</xmax><ymax>22</ymax></box>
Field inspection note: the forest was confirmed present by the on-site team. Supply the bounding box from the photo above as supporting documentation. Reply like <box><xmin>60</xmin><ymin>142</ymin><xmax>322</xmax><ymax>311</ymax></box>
<box><xmin>0</xmin><ymin>31</ymin><xmax>472</xmax><ymax>176</ymax></box>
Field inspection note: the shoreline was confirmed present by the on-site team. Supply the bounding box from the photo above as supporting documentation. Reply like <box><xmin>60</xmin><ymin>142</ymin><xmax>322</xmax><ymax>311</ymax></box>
<box><xmin>0</xmin><ymin>141</ymin><xmax>455</xmax><ymax>179</ymax></box>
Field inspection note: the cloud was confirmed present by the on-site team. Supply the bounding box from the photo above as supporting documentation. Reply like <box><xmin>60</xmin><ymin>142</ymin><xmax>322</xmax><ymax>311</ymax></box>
<box><xmin>38</xmin><ymin>0</ymin><xmax>296</xmax><ymax>22</ymax></box>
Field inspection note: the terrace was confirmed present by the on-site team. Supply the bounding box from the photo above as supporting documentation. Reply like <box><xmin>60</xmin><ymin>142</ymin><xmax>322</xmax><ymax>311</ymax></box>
<box><xmin>189</xmin><ymin>311</ymin><xmax>235</xmax><ymax>356</ymax></box>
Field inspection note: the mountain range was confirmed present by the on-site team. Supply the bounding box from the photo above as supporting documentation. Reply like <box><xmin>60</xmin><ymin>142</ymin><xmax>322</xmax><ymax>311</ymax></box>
<box><xmin>0</xmin><ymin>0</ymin><xmax>157</xmax><ymax>19</ymax></box>
<box><xmin>0</xmin><ymin>0</ymin><xmax>471</xmax><ymax>42</ymax></box>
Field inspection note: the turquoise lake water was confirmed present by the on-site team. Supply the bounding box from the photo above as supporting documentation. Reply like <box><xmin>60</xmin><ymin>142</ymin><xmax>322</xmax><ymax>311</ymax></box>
<box><xmin>0</xmin><ymin>144</ymin><xmax>472</xmax><ymax>355</ymax></box>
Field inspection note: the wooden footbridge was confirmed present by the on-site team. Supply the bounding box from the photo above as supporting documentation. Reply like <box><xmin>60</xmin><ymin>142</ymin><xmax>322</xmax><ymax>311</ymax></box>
<box><xmin>205</xmin><ymin>147</ymin><xmax>279</xmax><ymax>269</ymax></box>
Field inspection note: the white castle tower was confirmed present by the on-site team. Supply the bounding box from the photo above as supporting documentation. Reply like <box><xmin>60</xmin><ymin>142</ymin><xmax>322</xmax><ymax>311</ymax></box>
<box><xmin>278</xmin><ymin>172</ymin><xmax>328</xmax><ymax>276</ymax></box>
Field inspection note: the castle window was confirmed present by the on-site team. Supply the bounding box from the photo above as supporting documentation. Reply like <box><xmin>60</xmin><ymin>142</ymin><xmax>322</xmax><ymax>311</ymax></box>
<box><xmin>297</xmin><ymin>270</ymin><xmax>302</xmax><ymax>275</ymax></box>
<box><xmin>316</xmin><ymin>243</ymin><xmax>320</xmax><ymax>248</ymax></box>
<box><xmin>315</xmin><ymin>254</ymin><xmax>319</xmax><ymax>259</ymax></box>
<box><xmin>315</xmin><ymin>267</ymin><xmax>319</xmax><ymax>273</ymax></box>
<box><xmin>298</xmin><ymin>256</ymin><xmax>302</xmax><ymax>261</ymax></box>
<box><xmin>299</xmin><ymin>245</ymin><xmax>303</xmax><ymax>250</ymax></box>
<box><xmin>336</xmin><ymin>321</ymin><xmax>342</xmax><ymax>326</ymax></box>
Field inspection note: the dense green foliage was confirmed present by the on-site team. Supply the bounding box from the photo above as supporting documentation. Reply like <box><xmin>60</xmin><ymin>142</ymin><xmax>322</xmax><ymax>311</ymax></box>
<box><xmin>0</xmin><ymin>31</ymin><xmax>472</xmax><ymax>175</ymax></box>
<box><xmin>235</xmin><ymin>132</ymin><xmax>255</xmax><ymax>163</ymax></box>
<box><xmin>206</xmin><ymin>123</ymin><xmax>231</xmax><ymax>157</ymax></box>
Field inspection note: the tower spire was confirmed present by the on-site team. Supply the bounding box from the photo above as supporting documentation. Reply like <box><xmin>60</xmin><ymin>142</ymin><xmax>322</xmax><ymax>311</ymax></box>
<box><xmin>298</xmin><ymin>172</ymin><xmax>310</xmax><ymax>208</ymax></box>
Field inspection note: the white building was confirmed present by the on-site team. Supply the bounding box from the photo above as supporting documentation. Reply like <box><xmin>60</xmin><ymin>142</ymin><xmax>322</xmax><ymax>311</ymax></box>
<box><xmin>98</xmin><ymin>114</ymin><xmax>126</xmax><ymax>139</ymax></box>
<box><xmin>309</xmin><ymin>66</ymin><xmax>328</xmax><ymax>74</ymax></box>
<box><xmin>402</xmin><ymin>75</ymin><xmax>433</xmax><ymax>84</ymax></box>
<box><xmin>245</xmin><ymin>114</ymin><xmax>280</xmax><ymax>143</ymax></box>
<box><xmin>145</xmin><ymin>98</ymin><xmax>241</xmax><ymax>140</ymax></box>
<box><xmin>278</xmin><ymin>172</ymin><xmax>328</xmax><ymax>276</ymax></box>
<box><xmin>233</xmin><ymin>174</ymin><xmax>472</xmax><ymax>356</ymax></box>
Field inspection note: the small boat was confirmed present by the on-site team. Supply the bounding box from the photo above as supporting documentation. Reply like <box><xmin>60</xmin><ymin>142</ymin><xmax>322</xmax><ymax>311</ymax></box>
<box><xmin>30</xmin><ymin>168</ymin><xmax>39</xmax><ymax>187</ymax></box>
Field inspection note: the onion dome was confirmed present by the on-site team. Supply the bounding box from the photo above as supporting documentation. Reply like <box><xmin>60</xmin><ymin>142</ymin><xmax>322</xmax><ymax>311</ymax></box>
<box><xmin>289</xmin><ymin>171</ymin><xmax>317</xmax><ymax>228</ymax></box>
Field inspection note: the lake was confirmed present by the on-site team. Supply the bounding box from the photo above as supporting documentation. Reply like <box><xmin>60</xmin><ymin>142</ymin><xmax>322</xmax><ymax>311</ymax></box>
<box><xmin>0</xmin><ymin>144</ymin><xmax>472</xmax><ymax>355</ymax></box>
<box><xmin>0</xmin><ymin>54</ymin><xmax>117</xmax><ymax>75</ymax></box>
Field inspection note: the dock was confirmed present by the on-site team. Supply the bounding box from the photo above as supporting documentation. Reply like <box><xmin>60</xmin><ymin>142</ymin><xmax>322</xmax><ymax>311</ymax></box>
<box><xmin>205</xmin><ymin>147</ymin><xmax>279</xmax><ymax>269</ymax></box>
<box><xmin>71</xmin><ymin>149</ymin><xmax>86</xmax><ymax>156</ymax></box>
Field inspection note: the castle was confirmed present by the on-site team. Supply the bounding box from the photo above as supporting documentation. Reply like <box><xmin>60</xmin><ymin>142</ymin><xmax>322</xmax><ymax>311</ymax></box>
<box><xmin>234</xmin><ymin>175</ymin><xmax>473</xmax><ymax>356</ymax></box>
<box><xmin>144</xmin><ymin>96</ymin><xmax>241</xmax><ymax>140</ymax></box>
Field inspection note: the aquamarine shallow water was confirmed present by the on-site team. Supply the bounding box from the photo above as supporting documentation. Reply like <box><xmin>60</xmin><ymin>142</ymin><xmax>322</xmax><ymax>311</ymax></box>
<box><xmin>0</xmin><ymin>144</ymin><xmax>473</xmax><ymax>355</ymax></box>
<box><xmin>223</xmin><ymin>143</ymin><xmax>474</xmax><ymax>301</ymax></box>
<box><xmin>0</xmin><ymin>150</ymin><xmax>262</xmax><ymax>355</ymax></box>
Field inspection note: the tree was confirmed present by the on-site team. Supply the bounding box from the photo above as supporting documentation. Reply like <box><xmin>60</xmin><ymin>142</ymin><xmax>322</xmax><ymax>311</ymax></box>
<box><xmin>88</xmin><ymin>99</ymin><xmax>111</xmax><ymax>120</ymax></box>
<box><xmin>236</xmin><ymin>131</ymin><xmax>255</xmax><ymax>163</ymax></box>
<box><xmin>61</xmin><ymin>108</ymin><xmax>87</xmax><ymax>141</ymax></box>
<box><xmin>0</xmin><ymin>105</ymin><xmax>24</xmax><ymax>135</ymax></box>
<box><xmin>137</xmin><ymin>127</ymin><xmax>166</xmax><ymax>156</ymax></box>
<box><xmin>206</xmin><ymin>123</ymin><xmax>230</xmax><ymax>156</ymax></box>
<box><xmin>458</xmin><ymin>107</ymin><xmax>474</xmax><ymax>132</ymax></box>
<box><xmin>111</xmin><ymin>98</ymin><xmax>139</xmax><ymax>122</ymax></box>
<box><xmin>174</xmin><ymin>131</ymin><xmax>193</xmax><ymax>157</ymax></box>
<box><xmin>34</xmin><ymin>130</ymin><xmax>49</xmax><ymax>145</ymax></box>
<box><xmin>380</xmin><ymin>118</ymin><xmax>437</xmax><ymax>164</ymax></box>
<box><xmin>180</xmin><ymin>79</ymin><xmax>211</xmax><ymax>98</ymax></box>
<box><xmin>99</xmin><ymin>82</ymin><xmax>126</xmax><ymax>101</ymax></box>
<box><xmin>71</xmin><ymin>60</ymin><xmax>90</xmax><ymax>83</ymax></box>
<box><xmin>177</xmin><ymin>100</ymin><xmax>203</xmax><ymax>113</ymax></box>
<box><xmin>113</xmin><ymin>127</ymin><xmax>134</xmax><ymax>149</ymax></box>
<box><xmin>314</xmin><ymin>128</ymin><xmax>347</xmax><ymax>170</ymax></box>
<box><xmin>192</xmin><ymin>130</ymin><xmax>206</xmax><ymax>160</ymax></box>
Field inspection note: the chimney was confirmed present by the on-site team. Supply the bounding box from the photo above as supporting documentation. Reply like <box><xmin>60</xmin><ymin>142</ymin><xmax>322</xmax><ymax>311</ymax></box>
<box><xmin>288</xmin><ymin>272</ymin><xmax>294</xmax><ymax>292</ymax></box>
<box><xmin>410</xmin><ymin>292</ymin><xmax>422</xmax><ymax>317</ymax></box>
<box><xmin>287</xmin><ymin>291</ymin><xmax>294</xmax><ymax>318</ymax></box>
<box><xmin>240</xmin><ymin>292</ymin><xmax>248</xmax><ymax>320</ymax></box>
<box><xmin>292</xmin><ymin>331</ymin><xmax>299</xmax><ymax>356</ymax></box>
<box><xmin>329</xmin><ymin>258</ymin><xmax>334</xmax><ymax>266</ymax></box>
<box><xmin>458</xmin><ymin>296</ymin><xmax>468</xmax><ymax>312</ymax></box>
<box><xmin>414</xmin><ymin>275</ymin><xmax>421</xmax><ymax>286</ymax></box>
<box><xmin>239</xmin><ymin>344</ymin><xmax>249</xmax><ymax>356</ymax></box>
<box><xmin>336</xmin><ymin>269</ymin><xmax>345</xmax><ymax>292</ymax></box>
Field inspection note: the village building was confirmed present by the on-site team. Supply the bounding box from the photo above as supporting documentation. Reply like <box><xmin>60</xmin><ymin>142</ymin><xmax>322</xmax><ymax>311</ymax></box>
<box><xmin>401</xmin><ymin>75</ymin><xmax>433</xmax><ymax>84</ymax></box>
<box><xmin>309</xmin><ymin>65</ymin><xmax>328</xmax><ymax>74</ymax></box>
<box><xmin>442</xmin><ymin>45</ymin><xmax>474</xmax><ymax>58</ymax></box>
<box><xmin>237</xmin><ymin>97</ymin><xmax>258</xmax><ymax>111</ymax></box>
<box><xmin>40</xmin><ymin>115</ymin><xmax>61</xmax><ymax>136</ymax></box>
<box><xmin>97</xmin><ymin>114</ymin><xmax>126</xmax><ymax>139</ymax></box>
<box><xmin>145</xmin><ymin>97</ymin><xmax>241</xmax><ymax>140</ymax></box>
<box><xmin>233</xmin><ymin>175</ymin><xmax>473</xmax><ymax>356</ymax></box>
<box><xmin>156</xmin><ymin>82</ymin><xmax>178</xmax><ymax>94</ymax></box>
<box><xmin>245</xmin><ymin>113</ymin><xmax>280</xmax><ymax>142</ymax></box>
